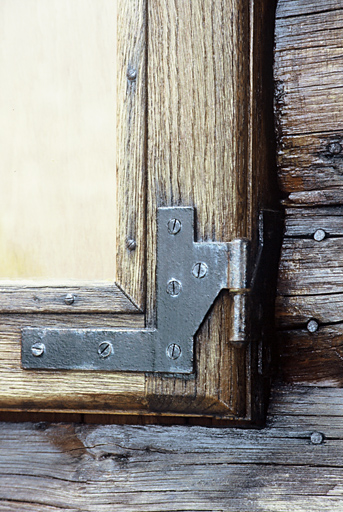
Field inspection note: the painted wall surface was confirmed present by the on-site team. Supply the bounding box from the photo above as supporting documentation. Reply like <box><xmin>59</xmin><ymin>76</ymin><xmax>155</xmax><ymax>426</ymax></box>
<box><xmin>0</xmin><ymin>0</ymin><xmax>117</xmax><ymax>281</ymax></box>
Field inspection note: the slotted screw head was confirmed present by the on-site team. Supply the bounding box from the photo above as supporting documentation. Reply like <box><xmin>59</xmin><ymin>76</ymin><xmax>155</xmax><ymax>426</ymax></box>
<box><xmin>98</xmin><ymin>341</ymin><xmax>113</xmax><ymax>359</ymax></box>
<box><xmin>192</xmin><ymin>262</ymin><xmax>208</xmax><ymax>279</ymax></box>
<box><xmin>166</xmin><ymin>343</ymin><xmax>182</xmax><ymax>360</ymax></box>
<box><xmin>31</xmin><ymin>342</ymin><xmax>45</xmax><ymax>357</ymax></box>
<box><xmin>313</xmin><ymin>229</ymin><xmax>326</xmax><ymax>242</ymax></box>
<box><xmin>307</xmin><ymin>319</ymin><xmax>319</xmax><ymax>333</ymax></box>
<box><xmin>126</xmin><ymin>239</ymin><xmax>136</xmax><ymax>251</ymax></box>
<box><xmin>64</xmin><ymin>293</ymin><xmax>75</xmax><ymax>305</ymax></box>
<box><xmin>167</xmin><ymin>218</ymin><xmax>182</xmax><ymax>235</ymax></box>
<box><xmin>166</xmin><ymin>279</ymin><xmax>182</xmax><ymax>296</ymax></box>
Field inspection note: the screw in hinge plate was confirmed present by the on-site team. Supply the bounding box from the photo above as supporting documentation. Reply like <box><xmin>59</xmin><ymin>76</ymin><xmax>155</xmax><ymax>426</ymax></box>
<box><xmin>166</xmin><ymin>279</ymin><xmax>182</xmax><ymax>296</ymax></box>
<box><xmin>167</xmin><ymin>218</ymin><xmax>182</xmax><ymax>235</ymax></box>
<box><xmin>31</xmin><ymin>342</ymin><xmax>45</xmax><ymax>357</ymax></box>
<box><xmin>192</xmin><ymin>262</ymin><xmax>208</xmax><ymax>279</ymax></box>
<box><xmin>166</xmin><ymin>343</ymin><xmax>182</xmax><ymax>360</ymax></box>
<box><xmin>98</xmin><ymin>341</ymin><xmax>113</xmax><ymax>359</ymax></box>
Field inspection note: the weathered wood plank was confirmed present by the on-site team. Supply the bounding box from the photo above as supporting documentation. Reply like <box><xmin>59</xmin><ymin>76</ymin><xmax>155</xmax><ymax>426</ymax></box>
<box><xmin>283</xmin><ymin>207</ymin><xmax>343</xmax><ymax>237</ymax></box>
<box><xmin>274</xmin><ymin>1</ymin><xmax>343</xmax><ymax>388</ymax></box>
<box><xmin>145</xmin><ymin>0</ymin><xmax>277</xmax><ymax>421</ymax></box>
<box><xmin>0</xmin><ymin>313</ymin><xmax>147</xmax><ymax>413</ymax></box>
<box><xmin>276</xmin><ymin>0</ymin><xmax>343</xmax><ymax>18</ymax></box>
<box><xmin>278</xmin><ymin>325</ymin><xmax>343</xmax><ymax>386</ymax></box>
<box><xmin>1</xmin><ymin>386</ymin><xmax>343</xmax><ymax>511</ymax></box>
<box><xmin>277</xmin><ymin>134</ymin><xmax>343</xmax><ymax>195</ymax></box>
<box><xmin>275</xmin><ymin>2</ymin><xmax>343</xmax><ymax>198</ymax></box>
<box><xmin>116</xmin><ymin>0</ymin><xmax>147</xmax><ymax>310</ymax></box>
<box><xmin>278</xmin><ymin>237</ymin><xmax>343</xmax><ymax>295</ymax></box>
<box><xmin>283</xmin><ymin>188</ymin><xmax>343</xmax><ymax>207</ymax></box>
<box><xmin>276</xmin><ymin>294</ymin><xmax>343</xmax><ymax>327</ymax></box>
<box><xmin>0</xmin><ymin>283</ymin><xmax>139</xmax><ymax>313</ymax></box>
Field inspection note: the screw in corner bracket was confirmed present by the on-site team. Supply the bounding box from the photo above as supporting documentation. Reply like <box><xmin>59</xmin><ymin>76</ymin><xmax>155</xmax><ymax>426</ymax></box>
<box><xmin>98</xmin><ymin>341</ymin><xmax>113</xmax><ymax>359</ymax></box>
<box><xmin>167</xmin><ymin>218</ymin><xmax>182</xmax><ymax>235</ymax></box>
<box><xmin>31</xmin><ymin>342</ymin><xmax>45</xmax><ymax>357</ymax></box>
<box><xmin>166</xmin><ymin>343</ymin><xmax>182</xmax><ymax>360</ymax></box>
<box><xmin>192</xmin><ymin>262</ymin><xmax>208</xmax><ymax>279</ymax></box>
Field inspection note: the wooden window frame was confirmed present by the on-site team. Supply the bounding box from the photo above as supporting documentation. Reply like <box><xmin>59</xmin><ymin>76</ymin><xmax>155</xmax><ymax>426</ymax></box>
<box><xmin>0</xmin><ymin>0</ymin><xmax>278</xmax><ymax>423</ymax></box>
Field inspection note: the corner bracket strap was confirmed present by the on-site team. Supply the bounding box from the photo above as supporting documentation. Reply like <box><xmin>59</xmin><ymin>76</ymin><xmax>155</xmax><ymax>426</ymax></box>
<box><xmin>21</xmin><ymin>207</ymin><xmax>262</xmax><ymax>374</ymax></box>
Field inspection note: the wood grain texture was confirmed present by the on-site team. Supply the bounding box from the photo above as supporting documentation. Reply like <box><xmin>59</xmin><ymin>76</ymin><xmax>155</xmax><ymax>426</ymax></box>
<box><xmin>278</xmin><ymin>325</ymin><xmax>343</xmax><ymax>386</ymax></box>
<box><xmin>278</xmin><ymin>237</ymin><xmax>343</xmax><ymax>296</ymax></box>
<box><xmin>0</xmin><ymin>313</ymin><xmax>148</xmax><ymax>413</ymax></box>
<box><xmin>275</xmin><ymin>1</ymin><xmax>343</xmax><ymax>196</ymax></box>
<box><xmin>274</xmin><ymin>3</ymin><xmax>343</xmax><ymax>386</ymax></box>
<box><xmin>116</xmin><ymin>0</ymin><xmax>147</xmax><ymax>310</ymax></box>
<box><xmin>0</xmin><ymin>283</ymin><xmax>138</xmax><ymax>313</ymax></box>
<box><xmin>275</xmin><ymin>0</ymin><xmax>342</xmax><ymax>18</ymax></box>
<box><xmin>0</xmin><ymin>0</ymin><xmax>278</xmax><ymax>420</ymax></box>
<box><xmin>276</xmin><ymin>210</ymin><xmax>343</xmax><ymax>383</ymax></box>
<box><xmin>1</xmin><ymin>385</ymin><xmax>343</xmax><ymax>511</ymax></box>
<box><xmin>145</xmin><ymin>0</ymin><xmax>278</xmax><ymax>421</ymax></box>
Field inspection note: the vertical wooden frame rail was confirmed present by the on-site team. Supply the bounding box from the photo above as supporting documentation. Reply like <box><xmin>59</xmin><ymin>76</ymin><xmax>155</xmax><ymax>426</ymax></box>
<box><xmin>118</xmin><ymin>0</ymin><xmax>279</xmax><ymax>422</ymax></box>
<box><xmin>0</xmin><ymin>0</ymin><xmax>278</xmax><ymax>422</ymax></box>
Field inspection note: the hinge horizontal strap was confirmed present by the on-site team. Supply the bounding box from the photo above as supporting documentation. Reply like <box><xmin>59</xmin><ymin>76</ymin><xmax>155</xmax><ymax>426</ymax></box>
<box><xmin>21</xmin><ymin>207</ymin><xmax>250</xmax><ymax>374</ymax></box>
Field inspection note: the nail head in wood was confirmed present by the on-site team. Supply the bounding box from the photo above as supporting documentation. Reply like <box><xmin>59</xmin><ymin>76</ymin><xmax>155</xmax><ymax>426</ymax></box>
<box><xmin>313</xmin><ymin>229</ymin><xmax>326</xmax><ymax>242</ymax></box>
<box><xmin>127</xmin><ymin>67</ymin><xmax>137</xmax><ymax>81</ymax></box>
<box><xmin>310</xmin><ymin>432</ymin><xmax>324</xmax><ymax>445</ymax></box>
<box><xmin>64</xmin><ymin>294</ymin><xmax>75</xmax><ymax>305</ymax></box>
<box><xmin>328</xmin><ymin>142</ymin><xmax>342</xmax><ymax>155</ymax></box>
<box><xmin>307</xmin><ymin>319</ymin><xmax>319</xmax><ymax>333</ymax></box>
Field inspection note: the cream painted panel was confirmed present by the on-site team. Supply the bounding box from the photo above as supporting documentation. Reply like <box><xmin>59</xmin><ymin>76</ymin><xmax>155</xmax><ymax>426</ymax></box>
<box><xmin>0</xmin><ymin>0</ymin><xmax>116</xmax><ymax>281</ymax></box>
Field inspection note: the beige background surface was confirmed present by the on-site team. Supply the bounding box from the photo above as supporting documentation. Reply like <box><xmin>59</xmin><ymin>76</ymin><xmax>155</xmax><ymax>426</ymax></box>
<box><xmin>0</xmin><ymin>0</ymin><xmax>117</xmax><ymax>281</ymax></box>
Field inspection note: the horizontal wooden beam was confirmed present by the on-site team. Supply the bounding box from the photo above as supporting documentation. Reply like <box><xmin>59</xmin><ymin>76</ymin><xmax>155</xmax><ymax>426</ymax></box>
<box><xmin>0</xmin><ymin>385</ymin><xmax>343</xmax><ymax>511</ymax></box>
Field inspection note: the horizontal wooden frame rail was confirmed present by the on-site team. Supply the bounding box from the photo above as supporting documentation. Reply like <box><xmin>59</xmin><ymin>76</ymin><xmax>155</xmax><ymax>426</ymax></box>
<box><xmin>0</xmin><ymin>0</ymin><xmax>279</xmax><ymax>422</ymax></box>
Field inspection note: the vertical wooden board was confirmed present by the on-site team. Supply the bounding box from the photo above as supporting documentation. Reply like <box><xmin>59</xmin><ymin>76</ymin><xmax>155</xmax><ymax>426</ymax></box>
<box><xmin>144</xmin><ymin>0</ymin><xmax>277</xmax><ymax>420</ymax></box>
<box><xmin>274</xmin><ymin>1</ymin><xmax>343</xmax><ymax>196</ymax></box>
<box><xmin>116</xmin><ymin>0</ymin><xmax>147</xmax><ymax>310</ymax></box>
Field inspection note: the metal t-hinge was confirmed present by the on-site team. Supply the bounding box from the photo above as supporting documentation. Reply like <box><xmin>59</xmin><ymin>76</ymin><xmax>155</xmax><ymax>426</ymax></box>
<box><xmin>21</xmin><ymin>207</ymin><xmax>272</xmax><ymax>374</ymax></box>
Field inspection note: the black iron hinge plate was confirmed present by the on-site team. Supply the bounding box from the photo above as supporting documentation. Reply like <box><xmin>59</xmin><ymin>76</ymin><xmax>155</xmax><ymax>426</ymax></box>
<box><xmin>21</xmin><ymin>207</ymin><xmax>276</xmax><ymax>374</ymax></box>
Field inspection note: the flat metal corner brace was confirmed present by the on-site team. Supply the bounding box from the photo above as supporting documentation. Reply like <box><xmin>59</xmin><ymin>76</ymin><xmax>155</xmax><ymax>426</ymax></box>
<box><xmin>21</xmin><ymin>207</ymin><xmax>251</xmax><ymax>374</ymax></box>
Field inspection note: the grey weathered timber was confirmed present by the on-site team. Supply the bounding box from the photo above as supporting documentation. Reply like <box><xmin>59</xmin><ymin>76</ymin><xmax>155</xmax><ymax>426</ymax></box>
<box><xmin>1</xmin><ymin>385</ymin><xmax>343</xmax><ymax>511</ymax></box>
<box><xmin>275</xmin><ymin>0</ymin><xmax>342</xmax><ymax>17</ymax></box>
<box><xmin>275</xmin><ymin>1</ymin><xmax>343</xmax><ymax>386</ymax></box>
<box><xmin>0</xmin><ymin>283</ymin><xmax>139</xmax><ymax>313</ymax></box>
